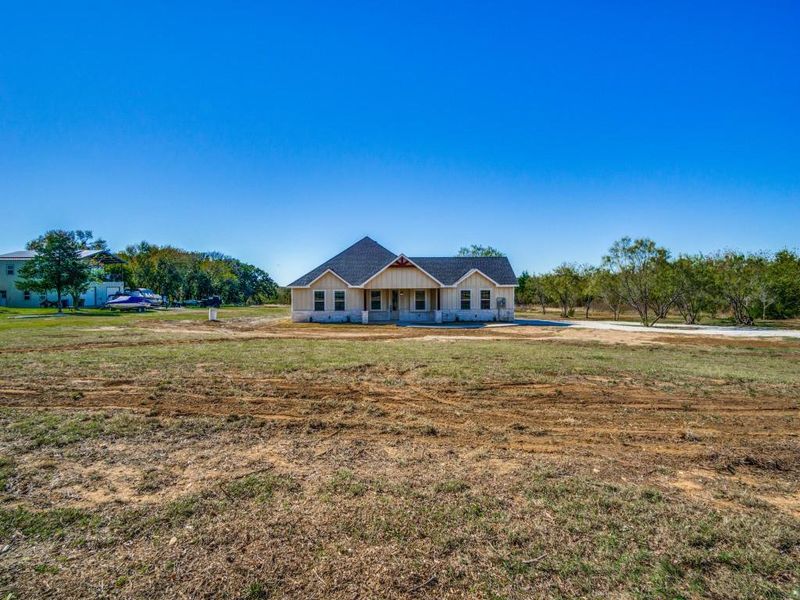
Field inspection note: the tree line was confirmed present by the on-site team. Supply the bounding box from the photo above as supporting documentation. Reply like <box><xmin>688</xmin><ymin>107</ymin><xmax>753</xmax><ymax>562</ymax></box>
<box><xmin>16</xmin><ymin>230</ymin><xmax>285</xmax><ymax>309</ymax></box>
<box><xmin>516</xmin><ymin>237</ymin><xmax>800</xmax><ymax>326</ymax></box>
<box><xmin>108</xmin><ymin>242</ymin><xmax>282</xmax><ymax>305</ymax></box>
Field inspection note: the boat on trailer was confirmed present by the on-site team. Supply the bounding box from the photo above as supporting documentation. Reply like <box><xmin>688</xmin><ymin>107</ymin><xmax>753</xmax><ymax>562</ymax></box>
<box><xmin>105</xmin><ymin>290</ymin><xmax>153</xmax><ymax>312</ymax></box>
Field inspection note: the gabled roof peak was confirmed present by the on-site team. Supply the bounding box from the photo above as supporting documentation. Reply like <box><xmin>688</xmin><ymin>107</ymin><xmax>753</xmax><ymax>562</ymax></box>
<box><xmin>287</xmin><ymin>237</ymin><xmax>397</xmax><ymax>287</ymax></box>
<box><xmin>288</xmin><ymin>237</ymin><xmax>517</xmax><ymax>287</ymax></box>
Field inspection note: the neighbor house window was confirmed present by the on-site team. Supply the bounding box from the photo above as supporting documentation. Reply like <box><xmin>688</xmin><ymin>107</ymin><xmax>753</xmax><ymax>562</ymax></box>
<box><xmin>314</xmin><ymin>290</ymin><xmax>325</xmax><ymax>311</ymax></box>
<box><xmin>334</xmin><ymin>290</ymin><xmax>345</xmax><ymax>311</ymax></box>
<box><xmin>480</xmin><ymin>290</ymin><xmax>491</xmax><ymax>310</ymax></box>
<box><xmin>460</xmin><ymin>290</ymin><xmax>471</xmax><ymax>310</ymax></box>
<box><xmin>370</xmin><ymin>290</ymin><xmax>381</xmax><ymax>310</ymax></box>
<box><xmin>6</xmin><ymin>265</ymin><xmax>13</xmax><ymax>276</ymax></box>
<box><xmin>415</xmin><ymin>290</ymin><xmax>426</xmax><ymax>310</ymax></box>
<box><xmin>23</xmin><ymin>290</ymin><xmax>31</xmax><ymax>301</ymax></box>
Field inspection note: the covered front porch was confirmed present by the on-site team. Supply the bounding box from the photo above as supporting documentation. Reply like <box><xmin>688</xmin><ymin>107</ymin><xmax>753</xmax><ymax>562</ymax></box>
<box><xmin>361</xmin><ymin>288</ymin><xmax>442</xmax><ymax>323</ymax></box>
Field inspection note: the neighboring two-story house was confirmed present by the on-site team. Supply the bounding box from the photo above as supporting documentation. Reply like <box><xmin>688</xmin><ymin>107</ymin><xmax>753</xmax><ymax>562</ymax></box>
<box><xmin>289</xmin><ymin>237</ymin><xmax>517</xmax><ymax>323</ymax></box>
<box><xmin>0</xmin><ymin>250</ymin><xmax>125</xmax><ymax>308</ymax></box>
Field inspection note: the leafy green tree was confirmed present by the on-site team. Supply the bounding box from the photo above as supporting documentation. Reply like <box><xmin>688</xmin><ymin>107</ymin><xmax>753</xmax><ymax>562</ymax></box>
<box><xmin>517</xmin><ymin>271</ymin><xmax>549</xmax><ymax>313</ymax></box>
<box><xmin>457</xmin><ymin>245</ymin><xmax>505</xmax><ymax>257</ymax></box>
<box><xmin>542</xmin><ymin>264</ymin><xmax>582</xmax><ymax>318</ymax></box>
<box><xmin>766</xmin><ymin>250</ymin><xmax>800</xmax><ymax>318</ymax></box>
<box><xmin>594</xmin><ymin>268</ymin><xmax>625</xmax><ymax>320</ymax></box>
<box><xmin>65</xmin><ymin>231</ymin><xmax>112</xmax><ymax>309</ymax></box>
<box><xmin>274</xmin><ymin>287</ymin><xmax>291</xmax><ymax>305</ymax></box>
<box><xmin>713</xmin><ymin>252</ymin><xmax>765</xmax><ymax>325</ymax></box>
<box><xmin>672</xmin><ymin>255</ymin><xmax>718</xmax><ymax>324</ymax></box>
<box><xmin>516</xmin><ymin>271</ymin><xmax>533</xmax><ymax>305</ymax></box>
<box><xmin>15</xmin><ymin>230</ymin><xmax>92</xmax><ymax>313</ymax></box>
<box><xmin>603</xmin><ymin>237</ymin><xmax>677</xmax><ymax>326</ymax></box>
<box><xmin>531</xmin><ymin>275</ymin><xmax>550</xmax><ymax>314</ymax></box>
<box><xmin>116</xmin><ymin>242</ymin><xmax>279</xmax><ymax>305</ymax></box>
<box><xmin>577</xmin><ymin>265</ymin><xmax>598</xmax><ymax>319</ymax></box>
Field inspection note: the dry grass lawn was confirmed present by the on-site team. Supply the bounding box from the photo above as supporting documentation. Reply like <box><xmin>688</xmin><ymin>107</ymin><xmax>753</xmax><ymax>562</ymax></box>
<box><xmin>0</xmin><ymin>307</ymin><xmax>798</xmax><ymax>599</ymax></box>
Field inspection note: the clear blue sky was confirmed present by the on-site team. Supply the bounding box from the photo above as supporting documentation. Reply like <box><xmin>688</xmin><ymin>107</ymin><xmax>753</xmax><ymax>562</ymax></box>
<box><xmin>2</xmin><ymin>2</ymin><xmax>798</xmax><ymax>284</ymax></box>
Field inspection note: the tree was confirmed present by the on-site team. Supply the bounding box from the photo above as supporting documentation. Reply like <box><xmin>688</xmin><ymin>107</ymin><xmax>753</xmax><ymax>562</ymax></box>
<box><xmin>768</xmin><ymin>249</ymin><xmax>800</xmax><ymax>318</ymax></box>
<box><xmin>15</xmin><ymin>230</ymin><xmax>91</xmax><ymax>313</ymax></box>
<box><xmin>603</xmin><ymin>237</ymin><xmax>677</xmax><ymax>326</ymax></box>
<box><xmin>542</xmin><ymin>264</ymin><xmax>582</xmax><ymax>318</ymax></box>
<box><xmin>517</xmin><ymin>271</ymin><xmax>550</xmax><ymax>314</ymax></box>
<box><xmin>577</xmin><ymin>265</ymin><xmax>598</xmax><ymax>319</ymax></box>
<box><xmin>754</xmin><ymin>264</ymin><xmax>776</xmax><ymax>321</ymax></box>
<box><xmin>66</xmin><ymin>231</ymin><xmax>111</xmax><ymax>309</ymax></box>
<box><xmin>713</xmin><ymin>252</ymin><xmax>763</xmax><ymax>325</ymax></box>
<box><xmin>594</xmin><ymin>269</ymin><xmax>625</xmax><ymax>320</ymax></box>
<box><xmin>516</xmin><ymin>271</ymin><xmax>534</xmax><ymax>305</ymax></box>
<box><xmin>672</xmin><ymin>255</ymin><xmax>718</xmax><ymax>324</ymax></box>
<box><xmin>457</xmin><ymin>245</ymin><xmax>505</xmax><ymax>257</ymax></box>
<box><xmin>531</xmin><ymin>275</ymin><xmax>550</xmax><ymax>314</ymax></box>
<box><xmin>116</xmin><ymin>242</ymin><xmax>279</xmax><ymax>305</ymax></box>
<box><xmin>65</xmin><ymin>263</ymin><xmax>95</xmax><ymax>310</ymax></box>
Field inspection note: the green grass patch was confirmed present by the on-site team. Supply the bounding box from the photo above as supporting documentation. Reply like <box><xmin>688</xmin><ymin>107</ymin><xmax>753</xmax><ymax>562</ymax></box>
<box><xmin>224</xmin><ymin>472</ymin><xmax>297</xmax><ymax>503</ymax></box>
<box><xmin>4</xmin><ymin>411</ymin><xmax>155</xmax><ymax>449</ymax></box>
<box><xmin>0</xmin><ymin>506</ymin><xmax>99</xmax><ymax>540</ymax></box>
<box><xmin>0</xmin><ymin>456</ymin><xmax>14</xmax><ymax>494</ymax></box>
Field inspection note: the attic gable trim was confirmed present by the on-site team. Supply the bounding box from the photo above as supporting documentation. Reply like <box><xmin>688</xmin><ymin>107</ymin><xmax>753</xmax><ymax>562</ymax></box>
<box><xmin>447</xmin><ymin>268</ymin><xmax>503</xmax><ymax>288</ymax></box>
<box><xmin>287</xmin><ymin>268</ymin><xmax>355</xmax><ymax>288</ymax></box>
<box><xmin>358</xmin><ymin>253</ymin><xmax>445</xmax><ymax>288</ymax></box>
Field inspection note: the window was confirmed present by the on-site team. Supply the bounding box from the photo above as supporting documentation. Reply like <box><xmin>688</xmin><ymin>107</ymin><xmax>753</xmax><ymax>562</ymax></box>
<box><xmin>314</xmin><ymin>290</ymin><xmax>325</xmax><ymax>311</ymax></box>
<box><xmin>415</xmin><ymin>290</ymin><xmax>426</xmax><ymax>310</ymax></box>
<box><xmin>460</xmin><ymin>290</ymin><xmax>471</xmax><ymax>310</ymax></box>
<box><xmin>334</xmin><ymin>290</ymin><xmax>345</xmax><ymax>311</ymax></box>
<box><xmin>480</xmin><ymin>289</ymin><xmax>491</xmax><ymax>310</ymax></box>
<box><xmin>370</xmin><ymin>290</ymin><xmax>381</xmax><ymax>310</ymax></box>
<box><xmin>23</xmin><ymin>290</ymin><xmax>31</xmax><ymax>301</ymax></box>
<box><xmin>0</xmin><ymin>291</ymin><xmax>6</xmax><ymax>300</ymax></box>
<box><xmin>6</xmin><ymin>264</ymin><xmax>14</xmax><ymax>276</ymax></box>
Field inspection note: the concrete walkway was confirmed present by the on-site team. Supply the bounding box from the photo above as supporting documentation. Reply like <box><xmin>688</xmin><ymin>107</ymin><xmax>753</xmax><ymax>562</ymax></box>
<box><xmin>514</xmin><ymin>318</ymin><xmax>800</xmax><ymax>339</ymax></box>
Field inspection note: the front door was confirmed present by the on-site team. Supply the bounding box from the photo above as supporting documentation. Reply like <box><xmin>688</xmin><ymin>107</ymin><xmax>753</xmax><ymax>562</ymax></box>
<box><xmin>391</xmin><ymin>290</ymin><xmax>399</xmax><ymax>320</ymax></box>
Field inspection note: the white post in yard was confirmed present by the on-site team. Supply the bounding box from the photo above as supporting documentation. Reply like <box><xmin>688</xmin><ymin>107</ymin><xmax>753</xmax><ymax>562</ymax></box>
<box><xmin>209</xmin><ymin>307</ymin><xmax>218</xmax><ymax>321</ymax></box>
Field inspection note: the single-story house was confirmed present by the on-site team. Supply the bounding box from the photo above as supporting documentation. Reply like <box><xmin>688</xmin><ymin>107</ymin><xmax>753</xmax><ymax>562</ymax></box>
<box><xmin>288</xmin><ymin>237</ymin><xmax>517</xmax><ymax>323</ymax></box>
<box><xmin>0</xmin><ymin>249</ymin><xmax>125</xmax><ymax>308</ymax></box>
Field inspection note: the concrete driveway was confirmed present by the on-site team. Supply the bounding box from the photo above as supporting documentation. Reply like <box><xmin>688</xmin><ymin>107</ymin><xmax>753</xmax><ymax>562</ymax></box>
<box><xmin>514</xmin><ymin>318</ymin><xmax>800</xmax><ymax>339</ymax></box>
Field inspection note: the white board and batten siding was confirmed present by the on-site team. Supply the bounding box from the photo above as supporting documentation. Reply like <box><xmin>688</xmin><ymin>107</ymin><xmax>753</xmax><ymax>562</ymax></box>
<box><xmin>439</xmin><ymin>271</ymin><xmax>515</xmax><ymax>311</ymax></box>
<box><xmin>291</xmin><ymin>265</ymin><xmax>515</xmax><ymax>323</ymax></box>
<box><xmin>291</xmin><ymin>272</ymin><xmax>360</xmax><ymax>312</ymax></box>
<box><xmin>362</xmin><ymin>267</ymin><xmax>440</xmax><ymax>289</ymax></box>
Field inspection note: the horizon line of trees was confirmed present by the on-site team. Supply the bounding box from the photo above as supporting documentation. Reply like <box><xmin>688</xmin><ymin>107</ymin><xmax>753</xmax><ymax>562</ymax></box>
<box><xmin>15</xmin><ymin>230</ymin><xmax>286</xmax><ymax>309</ymax></box>
<box><xmin>108</xmin><ymin>242</ymin><xmax>283</xmax><ymax>305</ymax></box>
<box><xmin>517</xmin><ymin>237</ymin><xmax>800</xmax><ymax>326</ymax></box>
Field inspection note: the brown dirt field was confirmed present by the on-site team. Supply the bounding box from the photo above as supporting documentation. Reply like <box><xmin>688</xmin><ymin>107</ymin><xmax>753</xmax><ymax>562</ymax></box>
<box><xmin>1</xmin><ymin>315</ymin><xmax>799</xmax><ymax>598</ymax></box>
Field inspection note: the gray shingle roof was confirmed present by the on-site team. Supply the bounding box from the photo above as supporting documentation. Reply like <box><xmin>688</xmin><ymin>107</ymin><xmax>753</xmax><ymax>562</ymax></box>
<box><xmin>409</xmin><ymin>256</ymin><xmax>517</xmax><ymax>286</ymax></box>
<box><xmin>288</xmin><ymin>237</ymin><xmax>397</xmax><ymax>287</ymax></box>
<box><xmin>289</xmin><ymin>237</ymin><xmax>517</xmax><ymax>287</ymax></box>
